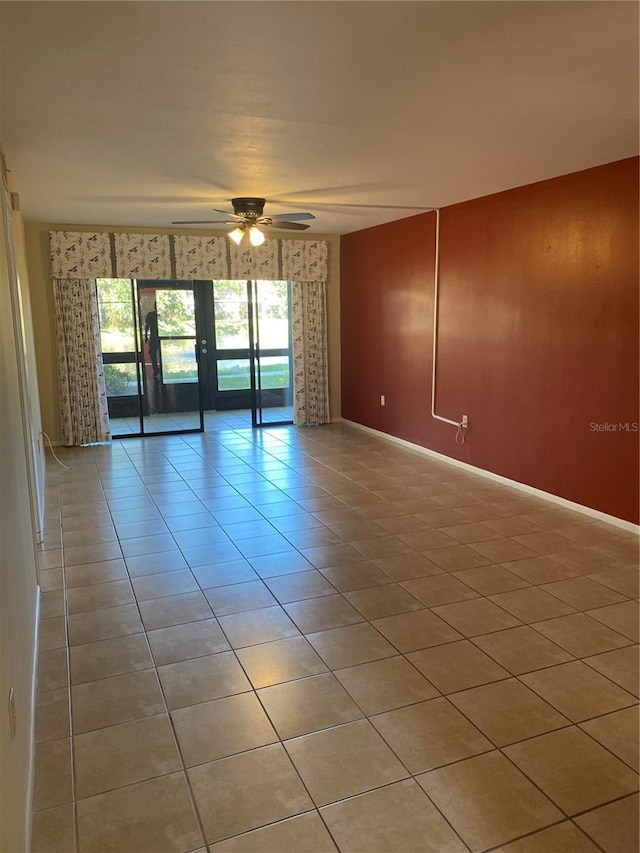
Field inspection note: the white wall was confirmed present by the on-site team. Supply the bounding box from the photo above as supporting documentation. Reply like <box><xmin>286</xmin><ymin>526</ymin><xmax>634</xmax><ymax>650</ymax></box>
<box><xmin>0</xmin><ymin>156</ymin><xmax>41</xmax><ymax>853</ymax></box>
<box><xmin>12</xmin><ymin>203</ymin><xmax>46</xmax><ymax>542</ymax></box>
<box><xmin>3</xmin><ymin>184</ymin><xmax>46</xmax><ymax>542</ymax></box>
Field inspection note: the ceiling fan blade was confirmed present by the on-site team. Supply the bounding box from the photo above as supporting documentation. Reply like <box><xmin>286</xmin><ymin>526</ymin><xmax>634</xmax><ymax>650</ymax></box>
<box><xmin>264</xmin><ymin>221</ymin><xmax>311</xmax><ymax>231</ymax></box>
<box><xmin>268</xmin><ymin>212</ymin><xmax>316</xmax><ymax>221</ymax></box>
<box><xmin>171</xmin><ymin>219</ymin><xmax>239</xmax><ymax>225</ymax></box>
<box><xmin>314</xmin><ymin>203</ymin><xmax>435</xmax><ymax>210</ymax></box>
<box><xmin>211</xmin><ymin>208</ymin><xmax>244</xmax><ymax>219</ymax></box>
<box><xmin>274</xmin><ymin>183</ymin><xmax>389</xmax><ymax>200</ymax></box>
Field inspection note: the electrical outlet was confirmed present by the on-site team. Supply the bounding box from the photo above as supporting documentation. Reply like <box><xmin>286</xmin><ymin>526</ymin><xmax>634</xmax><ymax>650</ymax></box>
<box><xmin>461</xmin><ymin>415</ymin><xmax>469</xmax><ymax>428</ymax></box>
<box><xmin>380</xmin><ymin>395</ymin><xmax>386</xmax><ymax>406</ymax></box>
<box><xmin>8</xmin><ymin>688</ymin><xmax>16</xmax><ymax>739</ymax></box>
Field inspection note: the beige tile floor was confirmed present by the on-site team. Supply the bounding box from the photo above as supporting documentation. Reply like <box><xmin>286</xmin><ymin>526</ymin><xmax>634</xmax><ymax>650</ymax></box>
<box><xmin>32</xmin><ymin>422</ymin><xmax>639</xmax><ymax>853</ymax></box>
<box><xmin>111</xmin><ymin>407</ymin><xmax>294</xmax><ymax>437</ymax></box>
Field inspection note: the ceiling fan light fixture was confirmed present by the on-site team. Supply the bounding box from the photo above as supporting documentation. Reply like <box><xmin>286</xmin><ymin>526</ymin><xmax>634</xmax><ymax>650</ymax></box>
<box><xmin>249</xmin><ymin>225</ymin><xmax>265</xmax><ymax>247</ymax></box>
<box><xmin>228</xmin><ymin>226</ymin><xmax>245</xmax><ymax>245</ymax></box>
<box><xmin>174</xmin><ymin>197</ymin><xmax>314</xmax><ymax>233</ymax></box>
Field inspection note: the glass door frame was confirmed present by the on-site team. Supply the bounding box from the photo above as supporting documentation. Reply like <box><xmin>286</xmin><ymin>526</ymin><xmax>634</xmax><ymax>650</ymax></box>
<box><xmin>196</xmin><ymin>279</ymin><xmax>294</xmax><ymax>427</ymax></box>
<box><xmin>247</xmin><ymin>280</ymin><xmax>294</xmax><ymax>428</ymax></box>
<box><xmin>99</xmin><ymin>278</ymin><xmax>205</xmax><ymax>438</ymax></box>
<box><xmin>195</xmin><ymin>279</ymin><xmax>252</xmax><ymax>413</ymax></box>
<box><xmin>101</xmin><ymin>278</ymin><xmax>145</xmax><ymax>432</ymax></box>
<box><xmin>136</xmin><ymin>280</ymin><xmax>205</xmax><ymax>436</ymax></box>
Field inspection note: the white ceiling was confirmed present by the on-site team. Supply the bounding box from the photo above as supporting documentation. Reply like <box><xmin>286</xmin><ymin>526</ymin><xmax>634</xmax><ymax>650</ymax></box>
<box><xmin>0</xmin><ymin>1</ymin><xmax>637</xmax><ymax>235</ymax></box>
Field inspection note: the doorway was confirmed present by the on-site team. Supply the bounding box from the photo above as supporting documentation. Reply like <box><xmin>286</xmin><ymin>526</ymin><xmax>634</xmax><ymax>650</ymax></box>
<box><xmin>197</xmin><ymin>280</ymin><xmax>294</xmax><ymax>426</ymax></box>
<box><xmin>97</xmin><ymin>278</ymin><xmax>294</xmax><ymax>437</ymax></box>
<box><xmin>98</xmin><ymin>278</ymin><xmax>203</xmax><ymax>437</ymax></box>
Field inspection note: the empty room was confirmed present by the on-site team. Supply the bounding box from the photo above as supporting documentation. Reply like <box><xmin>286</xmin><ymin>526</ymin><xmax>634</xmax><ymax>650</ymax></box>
<box><xmin>0</xmin><ymin>2</ymin><xmax>638</xmax><ymax>852</ymax></box>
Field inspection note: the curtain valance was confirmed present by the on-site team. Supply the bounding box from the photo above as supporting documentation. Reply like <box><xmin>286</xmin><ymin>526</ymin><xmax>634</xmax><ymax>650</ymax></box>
<box><xmin>50</xmin><ymin>231</ymin><xmax>328</xmax><ymax>283</ymax></box>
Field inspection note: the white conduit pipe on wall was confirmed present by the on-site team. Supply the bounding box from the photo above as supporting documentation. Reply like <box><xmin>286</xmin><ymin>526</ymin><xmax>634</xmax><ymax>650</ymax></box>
<box><xmin>430</xmin><ymin>208</ymin><xmax>467</xmax><ymax>443</ymax></box>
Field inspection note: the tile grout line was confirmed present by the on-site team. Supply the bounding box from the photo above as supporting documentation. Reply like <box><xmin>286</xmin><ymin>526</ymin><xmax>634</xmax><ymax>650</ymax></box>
<box><xmin>34</xmin><ymin>427</ymin><xmax>638</xmax><ymax>852</ymax></box>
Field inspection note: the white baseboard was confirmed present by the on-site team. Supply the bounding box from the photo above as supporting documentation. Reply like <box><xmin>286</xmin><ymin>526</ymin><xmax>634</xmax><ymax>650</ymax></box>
<box><xmin>340</xmin><ymin>418</ymin><xmax>639</xmax><ymax>534</ymax></box>
<box><xmin>24</xmin><ymin>584</ymin><xmax>41</xmax><ymax>853</ymax></box>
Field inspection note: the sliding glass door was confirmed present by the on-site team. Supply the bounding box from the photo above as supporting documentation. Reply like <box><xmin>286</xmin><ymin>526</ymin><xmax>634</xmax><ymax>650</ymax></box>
<box><xmin>248</xmin><ymin>280</ymin><xmax>293</xmax><ymax>426</ymax></box>
<box><xmin>97</xmin><ymin>278</ymin><xmax>204</xmax><ymax>437</ymax></box>
<box><xmin>99</xmin><ymin>278</ymin><xmax>141</xmax><ymax>435</ymax></box>
<box><xmin>138</xmin><ymin>282</ymin><xmax>203</xmax><ymax>433</ymax></box>
<box><xmin>196</xmin><ymin>279</ymin><xmax>293</xmax><ymax>426</ymax></box>
<box><xmin>97</xmin><ymin>277</ymin><xmax>292</xmax><ymax>435</ymax></box>
<box><xmin>204</xmin><ymin>281</ymin><xmax>254</xmax><ymax>412</ymax></box>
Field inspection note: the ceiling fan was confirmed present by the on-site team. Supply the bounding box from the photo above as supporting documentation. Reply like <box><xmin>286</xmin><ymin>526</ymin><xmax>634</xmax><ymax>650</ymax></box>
<box><xmin>172</xmin><ymin>197</ymin><xmax>315</xmax><ymax>246</ymax></box>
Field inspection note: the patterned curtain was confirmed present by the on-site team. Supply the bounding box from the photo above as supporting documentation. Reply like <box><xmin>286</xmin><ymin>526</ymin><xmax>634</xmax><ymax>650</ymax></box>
<box><xmin>291</xmin><ymin>281</ymin><xmax>330</xmax><ymax>425</ymax></box>
<box><xmin>52</xmin><ymin>278</ymin><xmax>110</xmax><ymax>445</ymax></box>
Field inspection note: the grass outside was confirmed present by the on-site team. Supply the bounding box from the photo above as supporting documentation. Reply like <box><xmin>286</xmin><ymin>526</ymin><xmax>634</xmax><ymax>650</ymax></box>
<box><xmin>104</xmin><ymin>361</ymin><xmax>289</xmax><ymax>394</ymax></box>
<box><xmin>217</xmin><ymin>363</ymin><xmax>289</xmax><ymax>391</ymax></box>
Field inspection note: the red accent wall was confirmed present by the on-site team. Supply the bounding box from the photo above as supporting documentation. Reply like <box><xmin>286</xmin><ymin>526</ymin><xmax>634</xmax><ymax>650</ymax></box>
<box><xmin>341</xmin><ymin>158</ymin><xmax>639</xmax><ymax>524</ymax></box>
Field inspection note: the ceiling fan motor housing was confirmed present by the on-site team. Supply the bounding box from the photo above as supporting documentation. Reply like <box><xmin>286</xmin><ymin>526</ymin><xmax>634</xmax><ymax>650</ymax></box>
<box><xmin>231</xmin><ymin>197</ymin><xmax>266</xmax><ymax>218</ymax></box>
<box><xmin>171</xmin><ymin>197</ymin><xmax>313</xmax><ymax>229</ymax></box>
